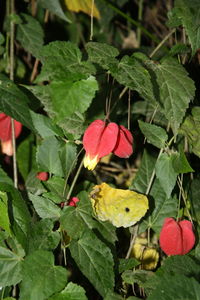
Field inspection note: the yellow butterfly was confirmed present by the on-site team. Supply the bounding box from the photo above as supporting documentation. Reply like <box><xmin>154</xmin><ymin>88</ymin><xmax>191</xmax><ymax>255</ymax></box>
<box><xmin>90</xmin><ymin>183</ymin><xmax>149</xmax><ymax>228</ymax></box>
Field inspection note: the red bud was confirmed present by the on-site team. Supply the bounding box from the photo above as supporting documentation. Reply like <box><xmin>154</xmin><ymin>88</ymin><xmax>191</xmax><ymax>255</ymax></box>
<box><xmin>159</xmin><ymin>218</ymin><xmax>195</xmax><ymax>256</ymax></box>
<box><xmin>36</xmin><ymin>172</ymin><xmax>49</xmax><ymax>181</ymax></box>
<box><xmin>0</xmin><ymin>113</ymin><xmax>22</xmax><ymax>141</ymax></box>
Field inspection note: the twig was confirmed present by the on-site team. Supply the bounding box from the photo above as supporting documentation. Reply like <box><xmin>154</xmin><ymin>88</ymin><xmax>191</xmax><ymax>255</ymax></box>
<box><xmin>66</xmin><ymin>157</ymin><xmax>84</xmax><ymax>201</ymax></box>
<box><xmin>9</xmin><ymin>0</ymin><xmax>18</xmax><ymax>189</ymax></box>
<box><xmin>136</xmin><ymin>0</ymin><xmax>143</xmax><ymax>47</ymax></box>
<box><xmin>149</xmin><ymin>28</ymin><xmax>176</xmax><ymax>58</ymax></box>
<box><xmin>90</xmin><ymin>0</ymin><xmax>94</xmax><ymax>40</ymax></box>
<box><xmin>126</xmin><ymin>224</ymin><xmax>139</xmax><ymax>258</ymax></box>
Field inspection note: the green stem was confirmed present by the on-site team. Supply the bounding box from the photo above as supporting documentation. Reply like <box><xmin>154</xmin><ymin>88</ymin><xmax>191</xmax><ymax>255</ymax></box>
<box><xmin>149</xmin><ymin>28</ymin><xmax>176</xmax><ymax>58</ymax></box>
<box><xmin>136</xmin><ymin>0</ymin><xmax>143</xmax><ymax>47</ymax></box>
<box><xmin>66</xmin><ymin>157</ymin><xmax>84</xmax><ymax>200</ymax></box>
<box><xmin>9</xmin><ymin>0</ymin><xmax>18</xmax><ymax>189</ymax></box>
<box><xmin>99</xmin><ymin>0</ymin><xmax>160</xmax><ymax>44</ymax></box>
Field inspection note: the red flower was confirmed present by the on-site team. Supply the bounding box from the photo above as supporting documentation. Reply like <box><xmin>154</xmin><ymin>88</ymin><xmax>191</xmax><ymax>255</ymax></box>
<box><xmin>159</xmin><ymin>218</ymin><xmax>195</xmax><ymax>256</ymax></box>
<box><xmin>83</xmin><ymin>120</ymin><xmax>133</xmax><ymax>170</ymax></box>
<box><xmin>60</xmin><ymin>197</ymin><xmax>79</xmax><ymax>208</ymax></box>
<box><xmin>68</xmin><ymin>197</ymin><xmax>79</xmax><ymax>207</ymax></box>
<box><xmin>36</xmin><ymin>172</ymin><xmax>49</xmax><ymax>181</ymax></box>
<box><xmin>0</xmin><ymin>113</ymin><xmax>22</xmax><ymax>156</ymax></box>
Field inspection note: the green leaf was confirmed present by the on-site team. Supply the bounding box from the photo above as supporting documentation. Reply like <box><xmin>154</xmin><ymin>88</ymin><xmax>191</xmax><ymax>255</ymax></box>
<box><xmin>0</xmin><ymin>183</ymin><xmax>31</xmax><ymax>249</ymax></box>
<box><xmin>38</xmin><ymin>41</ymin><xmax>95</xmax><ymax>81</ymax></box>
<box><xmin>189</xmin><ymin>178</ymin><xmax>200</xmax><ymax>225</ymax></box>
<box><xmin>179</xmin><ymin>107</ymin><xmax>200</xmax><ymax>158</ymax></box>
<box><xmin>60</xmin><ymin>191</ymin><xmax>117</xmax><ymax>242</ymax></box>
<box><xmin>155</xmin><ymin>153</ymin><xmax>178</xmax><ymax>198</ymax></box>
<box><xmin>86</xmin><ymin>42</ymin><xmax>119</xmax><ymax>69</ymax></box>
<box><xmin>0</xmin><ymin>191</ymin><xmax>11</xmax><ymax>235</ymax></box>
<box><xmin>50</xmin><ymin>76</ymin><xmax>98</xmax><ymax>122</ymax></box>
<box><xmin>25</xmin><ymin>170</ymin><xmax>47</xmax><ymax>195</ymax></box>
<box><xmin>147</xmin><ymin>275</ymin><xmax>200</xmax><ymax>300</ymax></box>
<box><xmin>17</xmin><ymin>135</ymin><xmax>37</xmax><ymax>180</ymax></box>
<box><xmin>16</xmin><ymin>14</ymin><xmax>44</xmax><ymax>58</ymax></box>
<box><xmin>48</xmin><ymin>282</ymin><xmax>87</xmax><ymax>300</ymax></box>
<box><xmin>57</xmin><ymin>111</ymin><xmax>86</xmax><ymax>139</ymax></box>
<box><xmin>30</xmin><ymin>111</ymin><xmax>64</xmax><ymax>138</ymax></box>
<box><xmin>27</xmin><ymin>219</ymin><xmax>60</xmax><ymax>254</ymax></box>
<box><xmin>36</xmin><ymin>136</ymin><xmax>63</xmax><ymax>176</ymax></box>
<box><xmin>154</xmin><ymin>57</ymin><xmax>195</xmax><ymax>133</ymax></box>
<box><xmin>0</xmin><ymin>74</ymin><xmax>35</xmax><ymax>131</ymax></box>
<box><xmin>28</xmin><ymin>193</ymin><xmax>61</xmax><ymax>219</ymax></box>
<box><xmin>172</xmin><ymin>149</ymin><xmax>194</xmax><ymax>173</ymax></box>
<box><xmin>0</xmin><ymin>244</ymin><xmax>24</xmax><ymax>287</ymax></box>
<box><xmin>141</xmin><ymin>179</ymin><xmax>178</xmax><ymax>233</ymax></box>
<box><xmin>104</xmin><ymin>292</ymin><xmax>124</xmax><ymax>300</ymax></box>
<box><xmin>174</xmin><ymin>0</ymin><xmax>200</xmax><ymax>56</ymax></box>
<box><xmin>138</xmin><ymin>121</ymin><xmax>168</xmax><ymax>148</ymax></box>
<box><xmin>38</xmin><ymin>0</ymin><xmax>71</xmax><ymax>22</ymax></box>
<box><xmin>69</xmin><ymin>230</ymin><xmax>115</xmax><ymax>297</ymax></box>
<box><xmin>0</xmin><ymin>166</ymin><xmax>13</xmax><ymax>185</ymax></box>
<box><xmin>43</xmin><ymin>176</ymin><xmax>66</xmax><ymax>199</ymax></box>
<box><xmin>20</xmin><ymin>250</ymin><xmax>68</xmax><ymax>300</ymax></box>
<box><xmin>130</xmin><ymin>150</ymin><xmax>157</xmax><ymax>194</ymax></box>
<box><xmin>118</xmin><ymin>258</ymin><xmax>140</xmax><ymax>273</ymax></box>
<box><xmin>59</xmin><ymin>142</ymin><xmax>77</xmax><ymax>179</ymax></box>
<box><xmin>122</xmin><ymin>269</ymin><xmax>153</xmax><ymax>285</ymax></box>
<box><xmin>110</xmin><ymin>55</ymin><xmax>155</xmax><ymax>103</ymax></box>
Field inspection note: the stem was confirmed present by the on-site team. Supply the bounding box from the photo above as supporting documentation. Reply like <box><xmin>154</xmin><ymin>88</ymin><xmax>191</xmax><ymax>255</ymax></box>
<box><xmin>149</xmin><ymin>28</ymin><xmax>176</xmax><ymax>58</ymax></box>
<box><xmin>136</xmin><ymin>0</ymin><xmax>143</xmax><ymax>47</ymax></box>
<box><xmin>66</xmin><ymin>157</ymin><xmax>84</xmax><ymax>200</ymax></box>
<box><xmin>9</xmin><ymin>0</ymin><xmax>18</xmax><ymax>189</ymax></box>
<box><xmin>99</xmin><ymin>0</ymin><xmax>160</xmax><ymax>44</ymax></box>
<box><xmin>63</xmin><ymin>147</ymin><xmax>84</xmax><ymax>198</ymax></box>
<box><xmin>128</xmin><ymin>89</ymin><xmax>131</xmax><ymax>130</ymax></box>
<box><xmin>90</xmin><ymin>0</ymin><xmax>94</xmax><ymax>40</ymax></box>
<box><xmin>125</xmin><ymin>224</ymin><xmax>138</xmax><ymax>259</ymax></box>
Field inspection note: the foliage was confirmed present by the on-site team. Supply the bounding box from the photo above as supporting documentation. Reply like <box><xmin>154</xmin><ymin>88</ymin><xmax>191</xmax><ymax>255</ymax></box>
<box><xmin>0</xmin><ymin>0</ymin><xmax>200</xmax><ymax>299</ymax></box>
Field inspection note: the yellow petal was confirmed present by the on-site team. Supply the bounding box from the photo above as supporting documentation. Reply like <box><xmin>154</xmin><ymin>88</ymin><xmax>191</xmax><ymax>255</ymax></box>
<box><xmin>84</xmin><ymin>154</ymin><xmax>99</xmax><ymax>170</ymax></box>
<box><xmin>1</xmin><ymin>140</ymin><xmax>13</xmax><ymax>156</ymax></box>
<box><xmin>64</xmin><ymin>0</ymin><xmax>100</xmax><ymax>19</ymax></box>
<box><xmin>89</xmin><ymin>183</ymin><xmax>148</xmax><ymax>228</ymax></box>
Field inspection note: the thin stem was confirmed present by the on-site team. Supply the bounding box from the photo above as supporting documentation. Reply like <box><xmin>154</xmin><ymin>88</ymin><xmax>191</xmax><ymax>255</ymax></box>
<box><xmin>90</xmin><ymin>0</ymin><xmax>94</xmax><ymax>40</ymax></box>
<box><xmin>177</xmin><ymin>175</ymin><xmax>193</xmax><ymax>224</ymax></box>
<box><xmin>149</xmin><ymin>28</ymin><xmax>176</xmax><ymax>58</ymax></box>
<box><xmin>66</xmin><ymin>157</ymin><xmax>84</xmax><ymax>201</ymax></box>
<box><xmin>136</xmin><ymin>0</ymin><xmax>143</xmax><ymax>47</ymax></box>
<box><xmin>128</xmin><ymin>89</ymin><xmax>131</xmax><ymax>130</ymax></box>
<box><xmin>126</xmin><ymin>224</ymin><xmax>138</xmax><ymax>259</ymax></box>
<box><xmin>99</xmin><ymin>0</ymin><xmax>160</xmax><ymax>44</ymax></box>
<box><xmin>9</xmin><ymin>0</ymin><xmax>18</xmax><ymax>189</ymax></box>
<box><xmin>63</xmin><ymin>147</ymin><xmax>84</xmax><ymax>198</ymax></box>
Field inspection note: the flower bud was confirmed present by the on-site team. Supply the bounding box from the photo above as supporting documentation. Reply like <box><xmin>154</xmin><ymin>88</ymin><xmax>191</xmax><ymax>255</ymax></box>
<box><xmin>36</xmin><ymin>172</ymin><xmax>49</xmax><ymax>181</ymax></box>
<box><xmin>159</xmin><ymin>218</ymin><xmax>195</xmax><ymax>256</ymax></box>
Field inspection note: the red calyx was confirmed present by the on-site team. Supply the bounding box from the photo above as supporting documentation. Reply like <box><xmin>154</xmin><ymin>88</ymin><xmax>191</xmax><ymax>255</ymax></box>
<box><xmin>159</xmin><ymin>217</ymin><xmax>195</xmax><ymax>256</ymax></box>
<box><xmin>83</xmin><ymin>119</ymin><xmax>133</xmax><ymax>170</ymax></box>
<box><xmin>0</xmin><ymin>113</ymin><xmax>22</xmax><ymax>141</ymax></box>
<box><xmin>36</xmin><ymin>172</ymin><xmax>49</xmax><ymax>181</ymax></box>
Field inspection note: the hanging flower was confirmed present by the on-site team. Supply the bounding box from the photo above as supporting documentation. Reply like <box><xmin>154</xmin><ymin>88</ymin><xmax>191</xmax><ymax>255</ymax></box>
<box><xmin>60</xmin><ymin>197</ymin><xmax>80</xmax><ymax>208</ymax></box>
<box><xmin>68</xmin><ymin>197</ymin><xmax>79</xmax><ymax>207</ymax></box>
<box><xmin>83</xmin><ymin>120</ymin><xmax>133</xmax><ymax>170</ymax></box>
<box><xmin>159</xmin><ymin>217</ymin><xmax>195</xmax><ymax>256</ymax></box>
<box><xmin>0</xmin><ymin>113</ymin><xmax>22</xmax><ymax>156</ymax></box>
<box><xmin>36</xmin><ymin>172</ymin><xmax>49</xmax><ymax>181</ymax></box>
<box><xmin>131</xmin><ymin>237</ymin><xmax>159</xmax><ymax>270</ymax></box>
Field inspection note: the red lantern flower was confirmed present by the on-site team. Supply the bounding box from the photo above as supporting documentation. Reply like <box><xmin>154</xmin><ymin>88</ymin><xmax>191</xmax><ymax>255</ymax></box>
<box><xmin>68</xmin><ymin>197</ymin><xmax>79</xmax><ymax>207</ymax></box>
<box><xmin>36</xmin><ymin>172</ymin><xmax>49</xmax><ymax>181</ymax></box>
<box><xmin>60</xmin><ymin>197</ymin><xmax>79</xmax><ymax>208</ymax></box>
<box><xmin>83</xmin><ymin>120</ymin><xmax>133</xmax><ymax>170</ymax></box>
<box><xmin>159</xmin><ymin>218</ymin><xmax>195</xmax><ymax>256</ymax></box>
<box><xmin>0</xmin><ymin>113</ymin><xmax>22</xmax><ymax>156</ymax></box>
